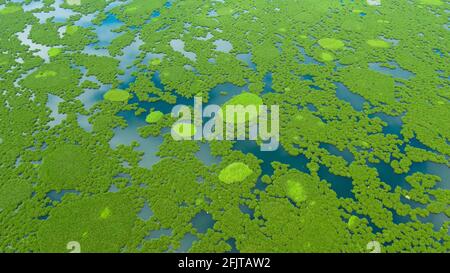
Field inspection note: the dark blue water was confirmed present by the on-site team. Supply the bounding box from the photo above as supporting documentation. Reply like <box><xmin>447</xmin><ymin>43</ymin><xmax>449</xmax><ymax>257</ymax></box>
<box><xmin>319</xmin><ymin>166</ymin><xmax>354</xmax><ymax>198</ymax></box>
<box><xmin>320</xmin><ymin>143</ymin><xmax>355</xmax><ymax>163</ymax></box>
<box><xmin>369</xmin><ymin>112</ymin><xmax>403</xmax><ymax>137</ymax></box>
<box><xmin>433</xmin><ymin>48</ymin><xmax>445</xmax><ymax>58</ymax></box>
<box><xmin>239</xmin><ymin>204</ymin><xmax>255</xmax><ymax>220</ymax></box>
<box><xmin>263</xmin><ymin>72</ymin><xmax>273</xmax><ymax>93</ymax></box>
<box><xmin>191</xmin><ymin>211</ymin><xmax>215</xmax><ymax>234</ymax></box>
<box><xmin>226</xmin><ymin>238</ymin><xmax>239</xmax><ymax>253</ymax></box>
<box><xmin>306</xmin><ymin>103</ymin><xmax>318</xmax><ymax>112</ymax></box>
<box><xmin>300</xmin><ymin>74</ymin><xmax>315</xmax><ymax>82</ymax></box>
<box><xmin>164</xmin><ymin>1</ymin><xmax>173</xmax><ymax>8</ymax></box>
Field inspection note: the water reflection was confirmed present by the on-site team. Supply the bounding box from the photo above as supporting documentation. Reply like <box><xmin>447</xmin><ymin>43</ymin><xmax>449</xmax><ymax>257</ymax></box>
<box><xmin>191</xmin><ymin>211</ymin><xmax>215</xmax><ymax>234</ymax></box>
<box><xmin>46</xmin><ymin>94</ymin><xmax>66</xmax><ymax>128</ymax></box>
<box><xmin>16</xmin><ymin>25</ymin><xmax>51</xmax><ymax>62</ymax></box>
<box><xmin>110</xmin><ymin>111</ymin><xmax>164</xmax><ymax>169</ymax></box>
<box><xmin>138</xmin><ymin>202</ymin><xmax>154</xmax><ymax>221</ymax></box>
<box><xmin>369</xmin><ymin>61</ymin><xmax>415</xmax><ymax>80</ymax></box>
<box><xmin>335</xmin><ymin>82</ymin><xmax>367</xmax><ymax>111</ymax></box>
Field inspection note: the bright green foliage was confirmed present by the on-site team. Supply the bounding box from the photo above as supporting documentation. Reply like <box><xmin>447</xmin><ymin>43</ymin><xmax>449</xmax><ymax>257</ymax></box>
<box><xmin>348</xmin><ymin>216</ymin><xmax>360</xmax><ymax>229</ymax></box>
<box><xmin>146</xmin><ymin>111</ymin><xmax>164</xmax><ymax>123</ymax></box>
<box><xmin>320</xmin><ymin>52</ymin><xmax>335</xmax><ymax>62</ymax></box>
<box><xmin>318</xmin><ymin>38</ymin><xmax>345</xmax><ymax>50</ymax></box>
<box><xmin>48</xmin><ymin>48</ymin><xmax>62</xmax><ymax>57</ymax></box>
<box><xmin>286</xmin><ymin>180</ymin><xmax>307</xmax><ymax>203</ymax></box>
<box><xmin>222</xmin><ymin>92</ymin><xmax>263</xmax><ymax>123</ymax></box>
<box><xmin>367</xmin><ymin>39</ymin><xmax>391</xmax><ymax>48</ymax></box>
<box><xmin>420</xmin><ymin>0</ymin><xmax>443</xmax><ymax>5</ymax></box>
<box><xmin>104</xmin><ymin>89</ymin><xmax>130</xmax><ymax>102</ymax></box>
<box><xmin>224</xmin><ymin>92</ymin><xmax>263</xmax><ymax>107</ymax></box>
<box><xmin>219</xmin><ymin>162</ymin><xmax>253</xmax><ymax>184</ymax></box>
<box><xmin>66</xmin><ymin>25</ymin><xmax>79</xmax><ymax>35</ymax></box>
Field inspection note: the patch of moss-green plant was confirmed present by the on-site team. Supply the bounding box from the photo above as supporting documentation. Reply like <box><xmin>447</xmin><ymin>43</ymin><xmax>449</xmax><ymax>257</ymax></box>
<box><xmin>320</xmin><ymin>52</ymin><xmax>335</xmax><ymax>62</ymax></box>
<box><xmin>104</xmin><ymin>89</ymin><xmax>130</xmax><ymax>102</ymax></box>
<box><xmin>35</xmin><ymin>70</ymin><xmax>57</xmax><ymax>79</ymax></box>
<box><xmin>366</xmin><ymin>39</ymin><xmax>391</xmax><ymax>48</ymax></box>
<box><xmin>48</xmin><ymin>48</ymin><xmax>62</xmax><ymax>57</ymax></box>
<box><xmin>146</xmin><ymin>111</ymin><xmax>164</xmax><ymax>123</ymax></box>
<box><xmin>219</xmin><ymin>162</ymin><xmax>253</xmax><ymax>184</ymax></box>
<box><xmin>420</xmin><ymin>0</ymin><xmax>443</xmax><ymax>5</ymax></box>
<box><xmin>318</xmin><ymin>38</ymin><xmax>345</xmax><ymax>50</ymax></box>
<box><xmin>286</xmin><ymin>179</ymin><xmax>307</xmax><ymax>203</ymax></box>
<box><xmin>222</xmin><ymin>92</ymin><xmax>263</xmax><ymax>124</ymax></box>
<box><xmin>100</xmin><ymin>207</ymin><xmax>112</xmax><ymax>219</ymax></box>
<box><xmin>65</xmin><ymin>25</ymin><xmax>79</xmax><ymax>35</ymax></box>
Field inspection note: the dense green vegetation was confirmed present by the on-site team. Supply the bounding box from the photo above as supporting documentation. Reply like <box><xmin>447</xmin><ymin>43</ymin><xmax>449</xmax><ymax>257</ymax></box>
<box><xmin>0</xmin><ymin>0</ymin><xmax>448</xmax><ymax>253</ymax></box>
